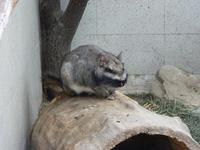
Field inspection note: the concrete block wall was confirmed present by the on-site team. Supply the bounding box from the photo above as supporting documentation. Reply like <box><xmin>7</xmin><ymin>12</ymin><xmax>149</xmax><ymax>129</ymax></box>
<box><xmin>0</xmin><ymin>0</ymin><xmax>42</xmax><ymax>149</ymax></box>
<box><xmin>70</xmin><ymin>0</ymin><xmax>200</xmax><ymax>93</ymax></box>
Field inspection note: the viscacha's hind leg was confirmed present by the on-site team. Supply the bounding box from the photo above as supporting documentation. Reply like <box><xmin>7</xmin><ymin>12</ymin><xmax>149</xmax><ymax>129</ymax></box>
<box><xmin>60</xmin><ymin>62</ymin><xmax>75</xmax><ymax>94</ymax></box>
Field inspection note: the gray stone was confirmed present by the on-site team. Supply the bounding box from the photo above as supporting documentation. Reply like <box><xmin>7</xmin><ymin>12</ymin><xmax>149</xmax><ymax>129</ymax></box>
<box><xmin>192</xmin><ymin>107</ymin><xmax>200</xmax><ymax>118</ymax></box>
<box><xmin>119</xmin><ymin>74</ymin><xmax>155</xmax><ymax>94</ymax></box>
<box><xmin>151</xmin><ymin>65</ymin><xmax>200</xmax><ymax>107</ymax></box>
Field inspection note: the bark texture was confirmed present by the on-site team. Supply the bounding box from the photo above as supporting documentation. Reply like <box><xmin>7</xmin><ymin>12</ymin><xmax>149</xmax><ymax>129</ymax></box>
<box><xmin>31</xmin><ymin>92</ymin><xmax>200</xmax><ymax>150</ymax></box>
<box><xmin>40</xmin><ymin>0</ymin><xmax>89</xmax><ymax>77</ymax></box>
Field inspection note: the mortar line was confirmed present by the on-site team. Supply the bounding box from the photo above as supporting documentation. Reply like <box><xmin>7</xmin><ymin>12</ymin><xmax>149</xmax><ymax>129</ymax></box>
<box><xmin>164</xmin><ymin>0</ymin><xmax>166</xmax><ymax>64</ymax></box>
<box><xmin>95</xmin><ymin>0</ymin><xmax>98</xmax><ymax>35</ymax></box>
<box><xmin>84</xmin><ymin>33</ymin><xmax>200</xmax><ymax>36</ymax></box>
<box><xmin>164</xmin><ymin>0</ymin><xmax>166</xmax><ymax>35</ymax></box>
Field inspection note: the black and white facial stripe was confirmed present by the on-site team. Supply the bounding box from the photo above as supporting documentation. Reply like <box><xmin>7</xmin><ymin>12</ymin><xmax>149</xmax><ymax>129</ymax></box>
<box><xmin>97</xmin><ymin>71</ymin><xmax>128</xmax><ymax>87</ymax></box>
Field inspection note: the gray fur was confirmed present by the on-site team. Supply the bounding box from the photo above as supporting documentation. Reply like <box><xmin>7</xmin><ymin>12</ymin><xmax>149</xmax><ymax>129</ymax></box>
<box><xmin>60</xmin><ymin>45</ymin><xmax>128</xmax><ymax>97</ymax></box>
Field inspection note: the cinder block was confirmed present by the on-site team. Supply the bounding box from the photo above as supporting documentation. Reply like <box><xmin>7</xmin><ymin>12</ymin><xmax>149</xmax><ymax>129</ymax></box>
<box><xmin>162</xmin><ymin>35</ymin><xmax>200</xmax><ymax>73</ymax></box>
<box><xmin>165</xmin><ymin>0</ymin><xmax>200</xmax><ymax>33</ymax></box>
<box><xmin>72</xmin><ymin>34</ymin><xmax>98</xmax><ymax>49</ymax></box>
<box><xmin>75</xmin><ymin>0</ymin><xmax>97</xmax><ymax>35</ymax></box>
<box><xmin>96</xmin><ymin>0</ymin><xmax>164</xmax><ymax>34</ymax></box>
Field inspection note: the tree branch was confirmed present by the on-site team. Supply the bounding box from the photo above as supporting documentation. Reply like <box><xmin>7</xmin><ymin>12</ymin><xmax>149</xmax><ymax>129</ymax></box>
<box><xmin>60</xmin><ymin>0</ymin><xmax>89</xmax><ymax>50</ymax></box>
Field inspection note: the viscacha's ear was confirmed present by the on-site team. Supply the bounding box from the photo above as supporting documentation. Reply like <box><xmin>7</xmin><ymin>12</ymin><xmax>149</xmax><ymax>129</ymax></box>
<box><xmin>117</xmin><ymin>51</ymin><xmax>122</xmax><ymax>61</ymax></box>
<box><xmin>98</xmin><ymin>54</ymin><xmax>108</xmax><ymax>67</ymax></box>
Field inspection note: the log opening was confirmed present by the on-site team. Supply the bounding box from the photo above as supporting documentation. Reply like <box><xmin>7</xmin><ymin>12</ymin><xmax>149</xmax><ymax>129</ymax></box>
<box><xmin>112</xmin><ymin>134</ymin><xmax>188</xmax><ymax>150</ymax></box>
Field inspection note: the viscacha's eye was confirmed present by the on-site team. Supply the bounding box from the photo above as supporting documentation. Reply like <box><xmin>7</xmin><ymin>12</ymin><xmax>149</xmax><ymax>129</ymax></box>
<box><xmin>104</xmin><ymin>68</ymin><xmax>115</xmax><ymax>74</ymax></box>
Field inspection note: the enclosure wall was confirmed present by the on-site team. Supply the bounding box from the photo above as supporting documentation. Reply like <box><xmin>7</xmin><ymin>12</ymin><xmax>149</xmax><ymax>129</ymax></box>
<box><xmin>70</xmin><ymin>0</ymin><xmax>200</xmax><ymax>93</ymax></box>
<box><xmin>0</xmin><ymin>0</ymin><xmax>42</xmax><ymax>150</ymax></box>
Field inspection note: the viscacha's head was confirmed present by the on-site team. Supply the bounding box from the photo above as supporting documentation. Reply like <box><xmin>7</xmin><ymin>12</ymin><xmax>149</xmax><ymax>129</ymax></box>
<box><xmin>95</xmin><ymin>52</ymin><xmax>128</xmax><ymax>88</ymax></box>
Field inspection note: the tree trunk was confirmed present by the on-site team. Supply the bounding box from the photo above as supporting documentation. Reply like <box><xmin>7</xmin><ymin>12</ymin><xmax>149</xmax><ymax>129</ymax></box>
<box><xmin>40</xmin><ymin>0</ymin><xmax>89</xmax><ymax>77</ymax></box>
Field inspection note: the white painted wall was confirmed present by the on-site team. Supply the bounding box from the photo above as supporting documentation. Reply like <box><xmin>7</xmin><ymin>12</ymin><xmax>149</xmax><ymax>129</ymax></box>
<box><xmin>68</xmin><ymin>0</ymin><xmax>200</xmax><ymax>93</ymax></box>
<box><xmin>0</xmin><ymin>0</ymin><xmax>42</xmax><ymax>150</ymax></box>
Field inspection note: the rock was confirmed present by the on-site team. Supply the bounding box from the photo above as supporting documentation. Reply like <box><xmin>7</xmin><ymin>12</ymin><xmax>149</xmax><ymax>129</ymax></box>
<box><xmin>151</xmin><ymin>78</ymin><xmax>165</xmax><ymax>98</ymax></box>
<box><xmin>119</xmin><ymin>74</ymin><xmax>155</xmax><ymax>94</ymax></box>
<box><xmin>151</xmin><ymin>65</ymin><xmax>200</xmax><ymax>107</ymax></box>
<box><xmin>192</xmin><ymin>107</ymin><xmax>200</xmax><ymax>118</ymax></box>
<box><xmin>31</xmin><ymin>92</ymin><xmax>200</xmax><ymax>150</ymax></box>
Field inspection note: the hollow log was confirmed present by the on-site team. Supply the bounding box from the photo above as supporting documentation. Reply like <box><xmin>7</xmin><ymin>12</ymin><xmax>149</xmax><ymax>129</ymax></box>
<box><xmin>31</xmin><ymin>92</ymin><xmax>200</xmax><ymax>150</ymax></box>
